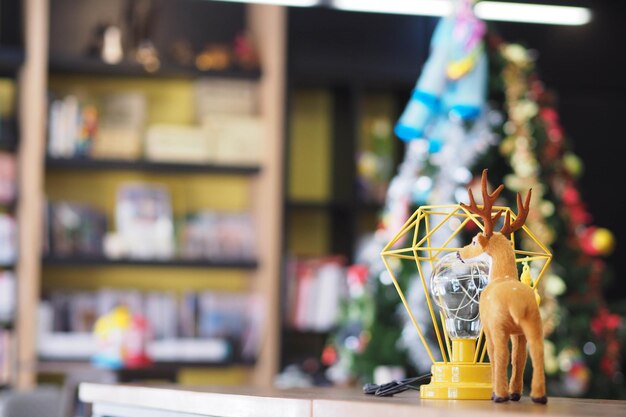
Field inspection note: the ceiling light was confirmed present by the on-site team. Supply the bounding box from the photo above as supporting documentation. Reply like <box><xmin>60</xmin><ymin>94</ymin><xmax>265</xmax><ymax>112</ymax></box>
<box><xmin>475</xmin><ymin>2</ymin><xmax>591</xmax><ymax>25</ymax></box>
<box><xmin>210</xmin><ymin>0</ymin><xmax>320</xmax><ymax>6</ymax></box>
<box><xmin>332</xmin><ymin>0</ymin><xmax>591</xmax><ymax>26</ymax></box>
<box><xmin>333</xmin><ymin>0</ymin><xmax>452</xmax><ymax>16</ymax></box>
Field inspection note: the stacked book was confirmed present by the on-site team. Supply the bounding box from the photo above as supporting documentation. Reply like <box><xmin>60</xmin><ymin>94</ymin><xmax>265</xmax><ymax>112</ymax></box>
<box><xmin>38</xmin><ymin>289</ymin><xmax>263</xmax><ymax>363</ymax></box>
<box><xmin>284</xmin><ymin>256</ymin><xmax>347</xmax><ymax>332</ymax></box>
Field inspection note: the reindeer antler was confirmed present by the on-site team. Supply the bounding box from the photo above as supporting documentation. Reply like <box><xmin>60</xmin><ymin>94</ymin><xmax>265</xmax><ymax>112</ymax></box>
<box><xmin>500</xmin><ymin>189</ymin><xmax>532</xmax><ymax>237</ymax></box>
<box><xmin>460</xmin><ymin>169</ymin><xmax>504</xmax><ymax>237</ymax></box>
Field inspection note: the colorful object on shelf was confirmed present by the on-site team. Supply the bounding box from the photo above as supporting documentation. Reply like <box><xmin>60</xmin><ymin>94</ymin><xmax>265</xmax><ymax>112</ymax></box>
<box><xmin>124</xmin><ymin>315</ymin><xmax>152</xmax><ymax>368</ymax></box>
<box><xmin>380</xmin><ymin>170</ymin><xmax>552</xmax><ymax>401</ymax></box>
<box><xmin>395</xmin><ymin>0</ymin><xmax>486</xmax><ymax>143</ymax></box>
<box><xmin>136</xmin><ymin>40</ymin><xmax>161</xmax><ymax>73</ymax></box>
<box><xmin>195</xmin><ymin>44</ymin><xmax>231</xmax><ymax>71</ymax></box>
<box><xmin>233</xmin><ymin>32</ymin><xmax>260</xmax><ymax>70</ymax></box>
<box><xmin>170</xmin><ymin>39</ymin><xmax>194</xmax><ymax>66</ymax></box>
<box><xmin>92</xmin><ymin>305</ymin><xmax>151</xmax><ymax>369</ymax></box>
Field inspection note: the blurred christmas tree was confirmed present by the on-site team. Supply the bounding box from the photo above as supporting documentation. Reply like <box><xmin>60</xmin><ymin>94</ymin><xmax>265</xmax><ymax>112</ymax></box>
<box><xmin>325</xmin><ymin>4</ymin><xmax>625</xmax><ymax>400</ymax></box>
<box><xmin>475</xmin><ymin>37</ymin><xmax>625</xmax><ymax>398</ymax></box>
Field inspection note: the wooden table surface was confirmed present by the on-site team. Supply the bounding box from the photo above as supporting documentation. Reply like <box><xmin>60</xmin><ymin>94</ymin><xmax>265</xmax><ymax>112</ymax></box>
<box><xmin>79</xmin><ymin>383</ymin><xmax>626</xmax><ymax>417</ymax></box>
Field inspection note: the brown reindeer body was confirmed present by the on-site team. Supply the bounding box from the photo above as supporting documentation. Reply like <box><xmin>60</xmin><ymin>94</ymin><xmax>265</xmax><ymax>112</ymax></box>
<box><xmin>458</xmin><ymin>170</ymin><xmax>547</xmax><ymax>404</ymax></box>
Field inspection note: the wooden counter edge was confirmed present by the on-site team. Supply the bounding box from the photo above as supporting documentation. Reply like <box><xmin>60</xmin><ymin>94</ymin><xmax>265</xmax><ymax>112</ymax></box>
<box><xmin>79</xmin><ymin>383</ymin><xmax>626</xmax><ymax>417</ymax></box>
<box><xmin>78</xmin><ymin>383</ymin><xmax>312</xmax><ymax>417</ymax></box>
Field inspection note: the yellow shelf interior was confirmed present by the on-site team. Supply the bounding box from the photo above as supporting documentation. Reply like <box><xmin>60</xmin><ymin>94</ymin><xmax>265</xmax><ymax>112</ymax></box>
<box><xmin>286</xmin><ymin>88</ymin><xmax>395</xmax><ymax>257</ymax></box>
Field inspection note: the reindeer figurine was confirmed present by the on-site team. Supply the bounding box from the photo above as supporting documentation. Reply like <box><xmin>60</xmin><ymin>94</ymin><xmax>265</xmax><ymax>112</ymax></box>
<box><xmin>457</xmin><ymin>169</ymin><xmax>547</xmax><ymax>404</ymax></box>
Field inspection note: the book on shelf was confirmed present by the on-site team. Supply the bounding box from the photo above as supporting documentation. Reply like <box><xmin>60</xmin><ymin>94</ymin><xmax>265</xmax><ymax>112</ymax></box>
<box><xmin>202</xmin><ymin>114</ymin><xmax>263</xmax><ymax>166</ymax></box>
<box><xmin>143</xmin><ymin>77</ymin><xmax>264</xmax><ymax>165</ymax></box>
<box><xmin>0</xmin><ymin>213</ymin><xmax>17</xmax><ymax>265</ymax></box>
<box><xmin>93</xmin><ymin>92</ymin><xmax>146</xmax><ymax>160</ymax></box>
<box><xmin>46</xmin><ymin>80</ymin><xmax>264</xmax><ymax>166</ymax></box>
<box><xmin>197</xmin><ymin>292</ymin><xmax>248</xmax><ymax>339</ymax></box>
<box><xmin>0</xmin><ymin>117</ymin><xmax>18</xmax><ymax>151</ymax></box>
<box><xmin>0</xmin><ymin>328</ymin><xmax>13</xmax><ymax>384</ymax></box>
<box><xmin>0</xmin><ymin>271</ymin><xmax>15</xmax><ymax>324</ymax></box>
<box><xmin>39</xmin><ymin>288</ymin><xmax>263</xmax><ymax>363</ymax></box>
<box><xmin>180</xmin><ymin>211</ymin><xmax>257</xmax><ymax>262</ymax></box>
<box><xmin>178</xmin><ymin>291</ymin><xmax>199</xmax><ymax>339</ymax></box>
<box><xmin>194</xmin><ymin>77</ymin><xmax>263</xmax><ymax>166</ymax></box>
<box><xmin>0</xmin><ymin>78</ymin><xmax>18</xmax><ymax>151</ymax></box>
<box><xmin>285</xmin><ymin>256</ymin><xmax>347</xmax><ymax>332</ymax></box>
<box><xmin>47</xmin><ymin>201</ymin><xmax>107</xmax><ymax>257</ymax></box>
<box><xmin>0</xmin><ymin>151</ymin><xmax>16</xmax><ymax>204</ymax></box>
<box><xmin>47</xmin><ymin>92</ymin><xmax>146</xmax><ymax>160</ymax></box>
<box><xmin>115</xmin><ymin>183</ymin><xmax>174</xmax><ymax>260</ymax></box>
<box><xmin>47</xmin><ymin>94</ymin><xmax>95</xmax><ymax>158</ymax></box>
<box><xmin>144</xmin><ymin>124</ymin><xmax>213</xmax><ymax>164</ymax></box>
<box><xmin>241</xmin><ymin>294</ymin><xmax>264</xmax><ymax>360</ymax></box>
<box><xmin>193</xmin><ymin>78</ymin><xmax>259</xmax><ymax>119</ymax></box>
<box><xmin>145</xmin><ymin>291</ymin><xmax>178</xmax><ymax>340</ymax></box>
<box><xmin>45</xmin><ymin>187</ymin><xmax>258</xmax><ymax>264</ymax></box>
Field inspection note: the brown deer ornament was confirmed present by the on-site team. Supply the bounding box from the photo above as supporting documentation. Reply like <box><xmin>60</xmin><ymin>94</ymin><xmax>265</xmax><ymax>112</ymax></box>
<box><xmin>457</xmin><ymin>169</ymin><xmax>547</xmax><ymax>404</ymax></box>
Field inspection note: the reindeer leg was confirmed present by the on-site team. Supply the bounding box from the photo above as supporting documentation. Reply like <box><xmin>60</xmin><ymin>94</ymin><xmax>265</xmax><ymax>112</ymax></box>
<box><xmin>485</xmin><ymin>333</ymin><xmax>496</xmax><ymax>400</ymax></box>
<box><xmin>520</xmin><ymin>319</ymin><xmax>547</xmax><ymax>404</ymax></box>
<box><xmin>490</xmin><ymin>332</ymin><xmax>510</xmax><ymax>402</ymax></box>
<box><xmin>509</xmin><ymin>334</ymin><xmax>527</xmax><ymax>401</ymax></box>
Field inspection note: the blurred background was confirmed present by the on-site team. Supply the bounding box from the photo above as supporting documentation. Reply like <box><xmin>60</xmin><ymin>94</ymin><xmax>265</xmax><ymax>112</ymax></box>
<box><xmin>0</xmin><ymin>0</ymin><xmax>624</xmax><ymax>415</ymax></box>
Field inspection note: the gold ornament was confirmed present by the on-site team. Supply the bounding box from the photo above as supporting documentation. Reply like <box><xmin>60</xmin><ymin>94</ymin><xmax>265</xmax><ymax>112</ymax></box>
<box><xmin>592</xmin><ymin>228</ymin><xmax>615</xmax><ymax>255</ymax></box>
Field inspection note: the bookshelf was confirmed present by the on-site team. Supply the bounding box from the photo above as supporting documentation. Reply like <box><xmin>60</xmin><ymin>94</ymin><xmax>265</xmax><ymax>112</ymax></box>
<box><xmin>16</xmin><ymin>0</ymin><xmax>285</xmax><ymax>389</ymax></box>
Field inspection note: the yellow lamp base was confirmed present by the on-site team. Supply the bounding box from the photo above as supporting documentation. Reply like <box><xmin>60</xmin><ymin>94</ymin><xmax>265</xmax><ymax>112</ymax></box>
<box><xmin>420</xmin><ymin>362</ymin><xmax>492</xmax><ymax>399</ymax></box>
<box><xmin>420</xmin><ymin>340</ymin><xmax>492</xmax><ymax>400</ymax></box>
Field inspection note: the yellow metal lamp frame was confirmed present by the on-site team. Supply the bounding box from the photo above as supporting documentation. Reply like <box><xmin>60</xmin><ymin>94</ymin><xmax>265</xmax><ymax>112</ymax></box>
<box><xmin>380</xmin><ymin>204</ymin><xmax>552</xmax><ymax>400</ymax></box>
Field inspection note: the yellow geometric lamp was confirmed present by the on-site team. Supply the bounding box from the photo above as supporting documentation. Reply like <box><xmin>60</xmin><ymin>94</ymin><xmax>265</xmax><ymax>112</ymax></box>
<box><xmin>380</xmin><ymin>204</ymin><xmax>552</xmax><ymax>399</ymax></box>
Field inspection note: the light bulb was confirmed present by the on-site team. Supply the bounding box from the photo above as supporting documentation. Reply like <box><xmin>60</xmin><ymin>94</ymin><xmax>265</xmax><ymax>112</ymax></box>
<box><xmin>430</xmin><ymin>252</ymin><xmax>489</xmax><ymax>339</ymax></box>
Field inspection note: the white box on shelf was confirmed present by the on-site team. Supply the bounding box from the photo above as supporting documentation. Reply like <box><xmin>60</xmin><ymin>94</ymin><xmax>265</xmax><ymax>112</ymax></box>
<box><xmin>37</xmin><ymin>333</ymin><xmax>229</xmax><ymax>363</ymax></box>
<box><xmin>37</xmin><ymin>332</ymin><xmax>96</xmax><ymax>360</ymax></box>
<box><xmin>148</xmin><ymin>338</ymin><xmax>230</xmax><ymax>362</ymax></box>
<box><xmin>93</xmin><ymin>127</ymin><xmax>143</xmax><ymax>160</ymax></box>
<box><xmin>144</xmin><ymin>124</ymin><xmax>213</xmax><ymax>163</ymax></box>
<box><xmin>194</xmin><ymin>78</ymin><xmax>258</xmax><ymax>120</ymax></box>
<box><xmin>203</xmin><ymin>115</ymin><xmax>263</xmax><ymax>165</ymax></box>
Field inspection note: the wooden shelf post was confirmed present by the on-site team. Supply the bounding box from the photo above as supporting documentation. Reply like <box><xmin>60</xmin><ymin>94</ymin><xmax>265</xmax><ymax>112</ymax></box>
<box><xmin>16</xmin><ymin>0</ymin><xmax>49</xmax><ymax>389</ymax></box>
<box><xmin>247</xmin><ymin>4</ymin><xmax>287</xmax><ymax>387</ymax></box>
